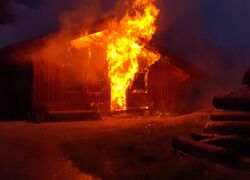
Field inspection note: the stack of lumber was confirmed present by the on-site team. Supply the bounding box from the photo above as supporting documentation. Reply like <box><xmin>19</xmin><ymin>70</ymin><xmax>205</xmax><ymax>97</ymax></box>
<box><xmin>243</xmin><ymin>67</ymin><xmax>250</xmax><ymax>87</ymax></box>
<box><xmin>172</xmin><ymin>70</ymin><xmax>250</xmax><ymax>170</ymax></box>
<box><xmin>213</xmin><ymin>87</ymin><xmax>250</xmax><ymax>111</ymax></box>
<box><xmin>41</xmin><ymin>102</ymin><xmax>100</xmax><ymax>122</ymax></box>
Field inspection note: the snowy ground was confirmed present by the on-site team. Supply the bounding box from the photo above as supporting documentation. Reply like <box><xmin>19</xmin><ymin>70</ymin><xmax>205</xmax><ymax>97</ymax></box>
<box><xmin>0</xmin><ymin>112</ymin><xmax>249</xmax><ymax>180</ymax></box>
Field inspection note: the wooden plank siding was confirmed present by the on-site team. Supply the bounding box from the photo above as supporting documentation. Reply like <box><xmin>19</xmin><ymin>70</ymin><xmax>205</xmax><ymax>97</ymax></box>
<box><xmin>32</xmin><ymin>56</ymin><xmax>190</xmax><ymax>116</ymax></box>
<box><xmin>148</xmin><ymin>61</ymin><xmax>190</xmax><ymax>113</ymax></box>
<box><xmin>32</xmin><ymin>59</ymin><xmax>64</xmax><ymax>115</ymax></box>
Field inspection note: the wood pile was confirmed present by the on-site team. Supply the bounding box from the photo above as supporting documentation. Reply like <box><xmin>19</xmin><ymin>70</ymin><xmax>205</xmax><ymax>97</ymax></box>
<box><xmin>172</xmin><ymin>69</ymin><xmax>250</xmax><ymax>170</ymax></box>
<box><xmin>243</xmin><ymin>67</ymin><xmax>250</xmax><ymax>87</ymax></box>
<box><xmin>40</xmin><ymin>102</ymin><xmax>100</xmax><ymax>122</ymax></box>
<box><xmin>213</xmin><ymin>87</ymin><xmax>250</xmax><ymax>111</ymax></box>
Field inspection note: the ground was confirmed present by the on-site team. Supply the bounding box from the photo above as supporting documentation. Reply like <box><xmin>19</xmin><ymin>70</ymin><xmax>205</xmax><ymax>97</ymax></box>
<box><xmin>0</xmin><ymin>112</ymin><xmax>249</xmax><ymax>180</ymax></box>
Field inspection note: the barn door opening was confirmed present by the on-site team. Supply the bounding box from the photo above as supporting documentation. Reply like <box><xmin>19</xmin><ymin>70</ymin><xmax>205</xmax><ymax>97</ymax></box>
<box><xmin>0</xmin><ymin>63</ymin><xmax>33</xmax><ymax>120</ymax></box>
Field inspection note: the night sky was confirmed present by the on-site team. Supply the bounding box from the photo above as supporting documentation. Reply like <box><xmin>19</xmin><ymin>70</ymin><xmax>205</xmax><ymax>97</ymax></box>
<box><xmin>0</xmin><ymin>0</ymin><xmax>249</xmax><ymax>86</ymax></box>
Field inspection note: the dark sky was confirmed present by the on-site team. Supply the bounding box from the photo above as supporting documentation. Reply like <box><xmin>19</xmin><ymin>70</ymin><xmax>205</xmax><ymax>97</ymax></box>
<box><xmin>0</xmin><ymin>0</ymin><xmax>249</xmax><ymax>86</ymax></box>
<box><xmin>0</xmin><ymin>0</ymin><xmax>249</xmax><ymax>50</ymax></box>
<box><xmin>201</xmin><ymin>0</ymin><xmax>250</xmax><ymax>50</ymax></box>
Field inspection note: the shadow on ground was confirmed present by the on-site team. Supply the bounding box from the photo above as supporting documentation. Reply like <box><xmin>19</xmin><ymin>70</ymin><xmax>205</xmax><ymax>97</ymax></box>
<box><xmin>62</xmin><ymin>119</ymin><xmax>250</xmax><ymax>180</ymax></box>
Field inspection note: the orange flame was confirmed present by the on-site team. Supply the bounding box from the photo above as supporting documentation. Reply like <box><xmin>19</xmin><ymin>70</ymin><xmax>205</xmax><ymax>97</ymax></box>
<box><xmin>71</xmin><ymin>0</ymin><xmax>160</xmax><ymax>111</ymax></box>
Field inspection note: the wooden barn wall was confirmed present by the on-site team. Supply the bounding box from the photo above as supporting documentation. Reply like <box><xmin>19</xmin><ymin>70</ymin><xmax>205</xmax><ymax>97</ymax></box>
<box><xmin>148</xmin><ymin>62</ymin><xmax>190</xmax><ymax>113</ymax></box>
<box><xmin>32</xmin><ymin>50</ymin><xmax>190</xmax><ymax>115</ymax></box>
<box><xmin>32</xmin><ymin>59</ymin><xmax>63</xmax><ymax>114</ymax></box>
<box><xmin>32</xmin><ymin>45</ymin><xmax>107</xmax><ymax>115</ymax></box>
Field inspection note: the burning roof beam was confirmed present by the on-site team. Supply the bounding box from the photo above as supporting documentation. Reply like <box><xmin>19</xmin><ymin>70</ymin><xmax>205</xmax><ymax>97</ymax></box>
<box><xmin>71</xmin><ymin>0</ymin><xmax>160</xmax><ymax>111</ymax></box>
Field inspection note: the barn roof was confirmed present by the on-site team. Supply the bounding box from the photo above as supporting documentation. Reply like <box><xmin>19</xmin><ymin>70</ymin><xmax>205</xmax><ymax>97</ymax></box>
<box><xmin>0</xmin><ymin>32</ymin><xmax>212</xmax><ymax>83</ymax></box>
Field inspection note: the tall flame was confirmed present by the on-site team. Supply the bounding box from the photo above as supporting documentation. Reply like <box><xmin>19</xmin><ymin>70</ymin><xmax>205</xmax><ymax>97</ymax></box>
<box><xmin>71</xmin><ymin>0</ymin><xmax>160</xmax><ymax>111</ymax></box>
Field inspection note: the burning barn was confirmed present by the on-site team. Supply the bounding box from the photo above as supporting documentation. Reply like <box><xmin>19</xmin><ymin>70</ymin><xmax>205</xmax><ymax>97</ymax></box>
<box><xmin>0</xmin><ymin>37</ymin><xmax>208</xmax><ymax>122</ymax></box>
<box><xmin>0</xmin><ymin>0</ymin><xmax>210</xmax><ymax>122</ymax></box>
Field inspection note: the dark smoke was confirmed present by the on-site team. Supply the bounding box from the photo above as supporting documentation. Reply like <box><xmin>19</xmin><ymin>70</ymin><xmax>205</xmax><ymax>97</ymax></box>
<box><xmin>154</xmin><ymin>0</ymin><xmax>250</xmax><ymax>89</ymax></box>
<box><xmin>0</xmin><ymin>0</ymin><xmax>249</xmax><ymax>89</ymax></box>
<box><xmin>0</xmin><ymin>0</ymin><xmax>116</xmax><ymax>47</ymax></box>
<box><xmin>0</xmin><ymin>0</ymin><xmax>39</xmax><ymax>24</ymax></box>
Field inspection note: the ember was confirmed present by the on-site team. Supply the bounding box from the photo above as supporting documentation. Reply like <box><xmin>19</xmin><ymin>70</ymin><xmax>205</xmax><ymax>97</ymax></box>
<box><xmin>71</xmin><ymin>0</ymin><xmax>160</xmax><ymax>111</ymax></box>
